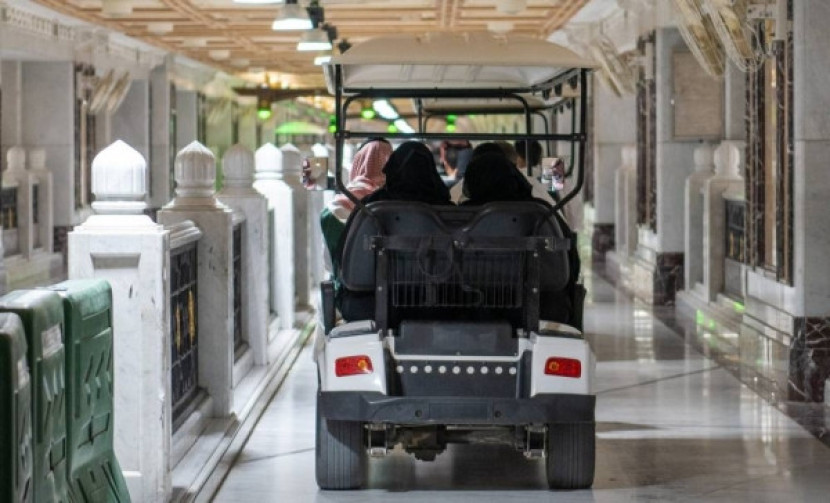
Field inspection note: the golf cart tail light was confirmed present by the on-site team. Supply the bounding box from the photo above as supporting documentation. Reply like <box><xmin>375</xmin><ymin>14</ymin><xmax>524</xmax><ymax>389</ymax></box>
<box><xmin>335</xmin><ymin>355</ymin><xmax>374</xmax><ymax>377</ymax></box>
<box><xmin>544</xmin><ymin>357</ymin><xmax>581</xmax><ymax>378</ymax></box>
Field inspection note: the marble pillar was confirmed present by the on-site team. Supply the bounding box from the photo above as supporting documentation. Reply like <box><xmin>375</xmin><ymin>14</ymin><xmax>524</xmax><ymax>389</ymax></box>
<box><xmin>281</xmin><ymin>143</ymin><xmax>310</xmax><ymax>310</ymax></box>
<box><xmin>149</xmin><ymin>62</ymin><xmax>173</xmax><ymax>208</ymax></box>
<box><xmin>701</xmin><ymin>141</ymin><xmax>744</xmax><ymax>302</ymax></box>
<box><xmin>111</xmin><ymin>79</ymin><xmax>150</xmax><ymax>164</ymax></box>
<box><xmin>592</xmin><ymin>81</ymin><xmax>636</xmax><ymax>263</ymax></box>
<box><xmin>2</xmin><ymin>146</ymin><xmax>30</xmax><ymax>258</ymax></box>
<box><xmin>20</xmin><ymin>62</ymin><xmax>77</xmax><ymax>227</ymax></box>
<box><xmin>175</xmin><ymin>90</ymin><xmax>198</xmax><ymax>153</ymax></box>
<box><xmin>217</xmin><ymin>145</ymin><xmax>269</xmax><ymax>366</ymax></box>
<box><xmin>605</xmin><ymin>144</ymin><xmax>637</xmax><ymax>284</ymax></box>
<box><xmin>158</xmin><ymin>142</ymin><xmax>235</xmax><ymax>417</ymax></box>
<box><xmin>253</xmin><ymin>144</ymin><xmax>285</xmax><ymax>323</ymax></box>
<box><xmin>683</xmin><ymin>144</ymin><xmax>716</xmax><ymax>295</ymax></box>
<box><xmin>631</xmin><ymin>28</ymin><xmax>701</xmax><ymax>305</ymax></box>
<box><xmin>68</xmin><ymin>140</ymin><xmax>172</xmax><ymax>503</ymax></box>
<box><xmin>29</xmin><ymin>149</ymin><xmax>55</xmax><ymax>254</ymax></box>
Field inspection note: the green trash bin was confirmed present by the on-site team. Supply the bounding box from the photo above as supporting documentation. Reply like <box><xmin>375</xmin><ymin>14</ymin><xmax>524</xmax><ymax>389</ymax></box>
<box><xmin>0</xmin><ymin>290</ymin><xmax>70</xmax><ymax>503</ymax></box>
<box><xmin>0</xmin><ymin>313</ymin><xmax>34</xmax><ymax>503</ymax></box>
<box><xmin>46</xmin><ymin>280</ymin><xmax>130</xmax><ymax>502</ymax></box>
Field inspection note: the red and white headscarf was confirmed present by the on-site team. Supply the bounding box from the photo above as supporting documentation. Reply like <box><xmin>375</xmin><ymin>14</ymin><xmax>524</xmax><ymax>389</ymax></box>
<box><xmin>327</xmin><ymin>140</ymin><xmax>392</xmax><ymax>222</ymax></box>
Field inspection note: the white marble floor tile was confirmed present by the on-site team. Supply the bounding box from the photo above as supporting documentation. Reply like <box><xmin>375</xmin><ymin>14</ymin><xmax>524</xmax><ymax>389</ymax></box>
<box><xmin>210</xmin><ymin>274</ymin><xmax>830</xmax><ymax>502</ymax></box>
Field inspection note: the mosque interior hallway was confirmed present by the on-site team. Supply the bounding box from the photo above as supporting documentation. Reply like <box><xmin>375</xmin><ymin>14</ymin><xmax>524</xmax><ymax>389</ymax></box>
<box><xmin>209</xmin><ymin>270</ymin><xmax>830</xmax><ymax>502</ymax></box>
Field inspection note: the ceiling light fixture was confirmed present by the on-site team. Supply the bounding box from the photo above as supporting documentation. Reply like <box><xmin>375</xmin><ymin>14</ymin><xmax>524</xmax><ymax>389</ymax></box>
<box><xmin>272</xmin><ymin>0</ymin><xmax>312</xmax><ymax>31</ymax></box>
<box><xmin>314</xmin><ymin>52</ymin><xmax>332</xmax><ymax>65</ymax></box>
<box><xmin>101</xmin><ymin>0</ymin><xmax>133</xmax><ymax>17</ymax></box>
<box><xmin>372</xmin><ymin>100</ymin><xmax>399</xmax><ymax>121</ymax></box>
<box><xmin>297</xmin><ymin>24</ymin><xmax>335</xmax><ymax>51</ymax></box>
<box><xmin>394</xmin><ymin>119</ymin><xmax>415</xmax><ymax>134</ymax></box>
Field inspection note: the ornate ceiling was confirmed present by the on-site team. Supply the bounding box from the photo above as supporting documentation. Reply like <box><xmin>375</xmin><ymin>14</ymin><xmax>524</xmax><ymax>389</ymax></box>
<box><xmin>31</xmin><ymin>0</ymin><xmax>590</xmax><ymax>81</ymax></box>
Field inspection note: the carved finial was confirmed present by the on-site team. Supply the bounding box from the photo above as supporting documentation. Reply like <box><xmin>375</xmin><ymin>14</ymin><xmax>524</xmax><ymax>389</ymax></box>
<box><xmin>714</xmin><ymin>141</ymin><xmax>743</xmax><ymax>178</ymax></box>
<box><xmin>28</xmin><ymin>148</ymin><xmax>47</xmax><ymax>172</ymax></box>
<box><xmin>621</xmin><ymin>144</ymin><xmax>637</xmax><ymax>168</ymax></box>
<box><xmin>91</xmin><ymin>139</ymin><xmax>147</xmax><ymax>214</ymax></box>
<box><xmin>279</xmin><ymin>142</ymin><xmax>302</xmax><ymax>183</ymax></box>
<box><xmin>254</xmin><ymin>143</ymin><xmax>282</xmax><ymax>181</ymax></box>
<box><xmin>222</xmin><ymin>144</ymin><xmax>255</xmax><ymax>188</ymax></box>
<box><xmin>174</xmin><ymin>141</ymin><xmax>216</xmax><ymax>199</ymax></box>
<box><xmin>693</xmin><ymin>143</ymin><xmax>715</xmax><ymax>173</ymax></box>
<box><xmin>5</xmin><ymin>146</ymin><xmax>26</xmax><ymax>174</ymax></box>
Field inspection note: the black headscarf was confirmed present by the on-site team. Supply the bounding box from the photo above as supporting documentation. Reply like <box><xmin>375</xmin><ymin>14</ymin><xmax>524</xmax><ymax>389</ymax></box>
<box><xmin>363</xmin><ymin>141</ymin><xmax>451</xmax><ymax>205</ymax></box>
<box><xmin>462</xmin><ymin>152</ymin><xmax>533</xmax><ymax>205</ymax></box>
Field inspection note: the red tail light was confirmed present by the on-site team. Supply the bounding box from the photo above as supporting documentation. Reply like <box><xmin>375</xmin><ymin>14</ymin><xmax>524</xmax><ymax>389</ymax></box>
<box><xmin>335</xmin><ymin>355</ymin><xmax>374</xmax><ymax>377</ymax></box>
<box><xmin>544</xmin><ymin>357</ymin><xmax>581</xmax><ymax>378</ymax></box>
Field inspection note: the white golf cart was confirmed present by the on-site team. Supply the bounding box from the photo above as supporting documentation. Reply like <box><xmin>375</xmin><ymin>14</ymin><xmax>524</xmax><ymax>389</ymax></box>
<box><xmin>316</xmin><ymin>31</ymin><xmax>596</xmax><ymax>491</ymax></box>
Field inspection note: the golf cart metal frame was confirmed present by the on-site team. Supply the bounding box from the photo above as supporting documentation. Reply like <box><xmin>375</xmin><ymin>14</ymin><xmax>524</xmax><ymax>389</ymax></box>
<box><xmin>316</xmin><ymin>32</ymin><xmax>597</xmax><ymax>491</ymax></box>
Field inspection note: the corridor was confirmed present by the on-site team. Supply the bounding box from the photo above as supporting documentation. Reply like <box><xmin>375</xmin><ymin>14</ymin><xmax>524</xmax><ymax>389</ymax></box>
<box><xmin>211</xmin><ymin>272</ymin><xmax>830</xmax><ymax>502</ymax></box>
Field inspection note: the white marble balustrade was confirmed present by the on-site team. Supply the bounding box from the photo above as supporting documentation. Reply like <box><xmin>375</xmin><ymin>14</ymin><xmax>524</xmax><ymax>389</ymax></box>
<box><xmin>68</xmin><ymin>140</ymin><xmax>173</xmax><ymax>503</ymax></box>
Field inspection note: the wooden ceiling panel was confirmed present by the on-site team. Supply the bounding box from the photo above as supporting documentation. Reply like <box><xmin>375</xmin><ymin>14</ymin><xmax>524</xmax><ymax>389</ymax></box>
<box><xmin>32</xmin><ymin>0</ymin><xmax>589</xmax><ymax>79</ymax></box>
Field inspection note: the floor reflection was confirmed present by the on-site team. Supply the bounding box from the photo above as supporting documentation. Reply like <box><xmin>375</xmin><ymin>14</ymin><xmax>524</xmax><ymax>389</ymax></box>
<box><xmin>211</xmin><ymin>272</ymin><xmax>830</xmax><ymax>502</ymax></box>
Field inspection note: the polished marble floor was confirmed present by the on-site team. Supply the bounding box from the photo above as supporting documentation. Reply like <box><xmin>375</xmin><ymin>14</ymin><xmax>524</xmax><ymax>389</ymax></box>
<box><xmin>211</xmin><ymin>274</ymin><xmax>830</xmax><ymax>502</ymax></box>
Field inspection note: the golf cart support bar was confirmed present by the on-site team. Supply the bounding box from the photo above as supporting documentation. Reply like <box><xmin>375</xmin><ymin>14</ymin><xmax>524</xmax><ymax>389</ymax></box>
<box><xmin>319</xmin><ymin>391</ymin><xmax>596</xmax><ymax>425</ymax></box>
<box><xmin>332</xmin><ymin>66</ymin><xmax>590</xmax><ymax>216</ymax></box>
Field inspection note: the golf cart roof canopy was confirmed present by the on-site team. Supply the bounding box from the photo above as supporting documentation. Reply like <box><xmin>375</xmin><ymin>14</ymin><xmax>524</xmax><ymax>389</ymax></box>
<box><xmin>325</xmin><ymin>31</ymin><xmax>596</xmax><ymax>93</ymax></box>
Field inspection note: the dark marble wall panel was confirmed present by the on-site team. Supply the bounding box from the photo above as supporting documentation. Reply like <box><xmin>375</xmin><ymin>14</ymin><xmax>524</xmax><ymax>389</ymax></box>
<box><xmin>789</xmin><ymin>317</ymin><xmax>830</xmax><ymax>402</ymax></box>
<box><xmin>53</xmin><ymin>225</ymin><xmax>71</xmax><ymax>265</ymax></box>
<box><xmin>652</xmin><ymin>252</ymin><xmax>684</xmax><ymax>306</ymax></box>
<box><xmin>591</xmin><ymin>223</ymin><xmax>615</xmax><ymax>264</ymax></box>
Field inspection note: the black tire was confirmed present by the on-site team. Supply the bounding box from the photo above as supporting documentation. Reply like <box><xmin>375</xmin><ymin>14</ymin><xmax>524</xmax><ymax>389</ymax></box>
<box><xmin>545</xmin><ymin>422</ymin><xmax>595</xmax><ymax>490</ymax></box>
<box><xmin>315</xmin><ymin>394</ymin><xmax>367</xmax><ymax>490</ymax></box>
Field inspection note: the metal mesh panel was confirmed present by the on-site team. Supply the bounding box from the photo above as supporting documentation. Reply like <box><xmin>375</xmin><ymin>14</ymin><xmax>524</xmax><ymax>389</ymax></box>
<box><xmin>389</xmin><ymin>249</ymin><xmax>525</xmax><ymax>309</ymax></box>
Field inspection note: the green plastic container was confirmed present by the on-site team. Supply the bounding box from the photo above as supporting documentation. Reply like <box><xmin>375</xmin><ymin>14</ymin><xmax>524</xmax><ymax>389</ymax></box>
<box><xmin>0</xmin><ymin>313</ymin><xmax>34</xmax><ymax>503</ymax></box>
<box><xmin>47</xmin><ymin>280</ymin><xmax>130</xmax><ymax>502</ymax></box>
<box><xmin>0</xmin><ymin>290</ymin><xmax>70</xmax><ymax>503</ymax></box>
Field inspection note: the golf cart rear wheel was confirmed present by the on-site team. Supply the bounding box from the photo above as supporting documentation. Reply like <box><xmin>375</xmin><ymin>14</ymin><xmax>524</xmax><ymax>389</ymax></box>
<box><xmin>315</xmin><ymin>395</ymin><xmax>367</xmax><ymax>490</ymax></box>
<box><xmin>545</xmin><ymin>422</ymin><xmax>595</xmax><ymax>490</ymax></box>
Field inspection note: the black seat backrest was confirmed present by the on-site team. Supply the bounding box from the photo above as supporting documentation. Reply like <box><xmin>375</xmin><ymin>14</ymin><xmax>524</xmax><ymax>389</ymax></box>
<box><xmin>462</xmin><ymin>202</ymin><xmax>570</xmax><ymax>293</ymax></box>
<box><xmin>340</xmin><ymin>201</ymin><xmax>569</xmax><ymax>295</ymax></box>
<box><xmin>340</xmin><ymin>201</ymin><xmax>450</xmax><ymax>292</ymax></box>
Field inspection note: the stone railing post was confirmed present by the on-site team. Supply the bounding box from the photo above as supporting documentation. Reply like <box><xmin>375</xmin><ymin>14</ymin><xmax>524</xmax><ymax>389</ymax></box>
<box><xmin>606</xmin><ymin>144</ymin><xmax>637</xmax><ymax>285</ymax></box>
<box><xmin>684</xmin><ymin>143</ymin><xmax>716</xmax><ymax>295</ymax></box>
<box><xmin>28</xmin><ymin>148</ymin><xmax>54</xmax><ymax>253</ymax></box>
<box><xmin>158</xmin><ymin>141</ymin><xmax>235</xmax><ymax>417</ymax></box>
<box><xmin>615</xmin><ymin>144</ymin><xmax>638</xmax><ymax>256</ymax></box>
<box><xmin>253</xmin><ymin>143</ymin><xmax>292</xmax><ymax>329</ymax></box>
<box><xmin>281</xmin><ymin>143</ymin><xmax>310</xmax><ymax>310</ymax></box>
<box><xmin>3</xmin><ymin>146</ymin><xmax>33</xmax><ymax>258</ymax></box>
<box><xmin>68</xmin><ymin>140</ymin><xmax>172</xmax><ymax>503</ymax></box>
<box><xmin>217</xmin><ymin>144</ymin><xmax>269</xmax><ymax>366</ymax></box>
<box><xmin>702</xmin><ymin>140</ymin><xmax>745</xmax><ymax>302</ymax></box>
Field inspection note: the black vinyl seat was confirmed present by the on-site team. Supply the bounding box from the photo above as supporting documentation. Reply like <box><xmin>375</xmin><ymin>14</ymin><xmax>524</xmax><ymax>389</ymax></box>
<box><xmin>335</xmin><ymin>201</ymin><xmax>580</xmax><ymax>331</ymax></box>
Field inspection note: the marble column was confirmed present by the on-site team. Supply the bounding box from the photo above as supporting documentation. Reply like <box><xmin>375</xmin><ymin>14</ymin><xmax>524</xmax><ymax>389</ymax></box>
<box><xmin>281</xmin><ymin>143</ymin><xmax>310</xmax><ymax>310</ymax></box>
<box><xmin>683</xmin><ymin>144</ymin><xmax>716</xmax><ymax>296</ymax></box>
<box><xmin>592</xmin><ymin>81</ymin><xmax>636</xmax><ymax>263</ymax></box>
<box><xmin>701</xmin><ymin>141</ymin><xmax>744</xmax><ymax>302</ymax></box>
<box><xmin>253</xmin><ymin>143</ymin><xmax>285</xmax><ymax>324</ymax></box>
<box><xmin>111</xmin><ymin>79</ymin><xmax>150</xmax><ymax>165</ymax></box>
<box><xmin>745</xmin><ymin>0</ymin><xmax>830</xmax><ymax>402</ymax></box>
<box><xmin>175</xmin><ymin>90</ymin><xmax>198</xmax><ymax>153</ymax></box>
<box><xmin>68</xmin><ymin>140</ymin><xmax>172</xmax><ymax>503</ymax></box>
<box><xmin>217</xmin><ymin>144</ymin><xmax>269</xmax><ymax>366</ymax></box>
<box><xmin>29</xmin><ymin>149</ymin><xmax>55</xmax><ymax>254</ymax></box>
<box><xmin>2</xmin><ymin>146</ymin><xmax>30</xmax><ymax>258</ymax></box>
<box><xmin>149</xmin><ymin>62</ymin><xmax>173</xmax><ymax>209</ymax></box>
<box><xmin>158</xmin><ymin>142</ymin><xmax>235</xmax><ymax>417</ymax></box>
<box><xmin>605</xmin><ymin>144</ymin><xmax>637</xmax><ymax>284</ymax></box>
<box><xmin>631</xmin><ymin>28</ymin><xmax>700</xmax><ymax>305</ymax></box>
<box><xmin>20</xmin><ymin>62</ymin><xmax>77</xmax><ymax>227</ymax></box>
